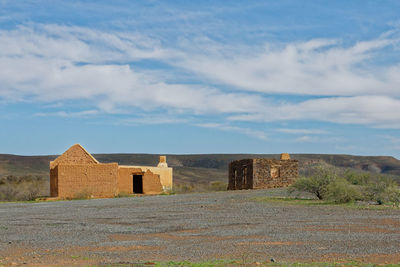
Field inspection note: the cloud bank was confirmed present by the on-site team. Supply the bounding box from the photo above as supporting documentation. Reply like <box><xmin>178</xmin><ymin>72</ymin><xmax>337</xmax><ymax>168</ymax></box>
<box><xmin>1</xmin><ymin>24</ymin><xmax>400</xmax><ymax>131</ymax></box>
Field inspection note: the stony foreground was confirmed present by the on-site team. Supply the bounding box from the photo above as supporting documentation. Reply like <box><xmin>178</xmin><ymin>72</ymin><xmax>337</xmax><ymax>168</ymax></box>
<box><xmin>1</xmin><ymin>189</ymin><xmax>400</xmax><ymax>266</ymax></box>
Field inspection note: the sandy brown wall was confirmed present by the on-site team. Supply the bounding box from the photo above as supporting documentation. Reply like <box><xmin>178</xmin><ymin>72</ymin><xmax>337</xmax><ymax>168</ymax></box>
<box><xmin>118</xmin><ymin>167</ymin><xmax>144</xmax><ymax>194</ymax></box>
<box><xmin>57</xmin><ymin>163</ymin><xmax>119</xmax><ymax>198</ymax></box>
<box><xmin>50</xmin><ymin>145</ymin><xmax>97</xmax><ymax>168</ymax></box>
<box><xmin>120</xmin><ymin>166</ymin><xmax>172</xmax><ymax>191</ymax></box>
<box><xmin>142</xmin><ymin>170</ymin><xmax>163</xmax><ymax>194</ymax></box>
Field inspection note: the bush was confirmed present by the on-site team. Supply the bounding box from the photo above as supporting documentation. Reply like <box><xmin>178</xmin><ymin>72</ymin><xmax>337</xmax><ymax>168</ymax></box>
<box><xmin>386</xmin><ymin>186</ymin><xmax>400</xmax><ymax>206</ymax></box>
<box><xmin>343</xmin><ymin>170</ymin><xmax>371</xmax><ymax>185</ymax></box>
<box><xmin>362</xmin><ymin>175</ymin><xmax>399</xmax><ymax>205</ymax></box>
<box><xmin>289</xmin><ymin>166</ymin><xmax>400</xmax><ymax>205</ymax></box>
<box><xmin>289</xmin><ymin>166</ymin><xmax>337</xmax><ymax>199</ymax></box>
<box><xmin>0</xmin><ymin>175</ymin><xmax>46</xmax><ymax>201</ymax></box>
<box><xmin>324</xmin><ymin>178</ymin><xmax>361</xmax><ymax>203</ymax></box>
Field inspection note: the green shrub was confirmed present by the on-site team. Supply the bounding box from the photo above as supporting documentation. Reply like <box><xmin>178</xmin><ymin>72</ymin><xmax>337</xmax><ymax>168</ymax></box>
<box><xmin>289</xmin><ymin>166</ymin><xmax>400</xmax><ymax>205</ymax></box>
<box><xmin>385</xmin><ymin>185</ymin><xmax>400</xmax><ymax>206</ymax></box>
<box><xmin>289</xmin><ymin>166</ymin><xmax>337</xmax><ymax>199</ymax></box>
<box><xmin>324</xmin><ymin>178</ymin><xmax>361</xmax><ymax>203</ymax></box>
<box><xmin>343</xmin><ymin>170</ymin><xmax>371</xmax><ymax>185</ymax></box>
<box><xmin>362</xmin><ymin>175</ymin><xmax>398</xmax><ymax>204</ymax></box>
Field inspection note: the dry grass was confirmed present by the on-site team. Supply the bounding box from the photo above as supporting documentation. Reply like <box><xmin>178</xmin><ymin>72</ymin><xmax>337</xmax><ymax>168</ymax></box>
<box><xmin>0</xmin><ymin>175</ymin><xmax>48</xmax><ymax>201</ymax></box>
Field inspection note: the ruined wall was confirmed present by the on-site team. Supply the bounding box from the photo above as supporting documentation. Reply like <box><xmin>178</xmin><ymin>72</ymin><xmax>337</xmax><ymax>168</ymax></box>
<box><xmin>56</xmin><ymin>163</ymin><xmax>119</xmax><ymax>198</ymax></box>
<box><xmin>124</xmin><ymin>165</ymin><xmax>172</xmax><ymax>191</ymax></box>
<box><xmin>118</xmin><ymin>167</ymin><xmax>144</xmax><ymax>194</ymax></box>
<box><xmin>228</xmin><ymin>157</ymin><xmax>298</xmax><ymax>190</ymax></box>
<box><xmin>142</xmin><ymin>170</ymin><xmax>163</xmax><ymax>194</ymax></box>
<box><xmin>50</xmin><ymin>144</ymin><xmax>171</xmax><ymax>198</ymax></box>
<box><xmin>253</xmin><ymin>159</ymin><xmax>298</xmax><ymax>188</ymax></box>
<box><xmin>228</xmin><ymin>159</ymin><xmax>253</xmax><ymax>190</ymax></box>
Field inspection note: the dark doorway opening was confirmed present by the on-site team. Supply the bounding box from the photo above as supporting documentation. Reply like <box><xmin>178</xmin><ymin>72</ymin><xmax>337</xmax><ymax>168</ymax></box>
<box><xmin>133</xmin><ymin>175</ymin><xmax>143</xmax><ymax>193</ymax></box>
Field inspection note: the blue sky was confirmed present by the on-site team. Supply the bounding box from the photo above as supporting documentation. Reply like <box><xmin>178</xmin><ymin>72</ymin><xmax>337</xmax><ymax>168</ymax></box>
<box><xmin>0</xmin><ymin>0</ymin><xmax>400</xmax><ymax>158</ymax></box>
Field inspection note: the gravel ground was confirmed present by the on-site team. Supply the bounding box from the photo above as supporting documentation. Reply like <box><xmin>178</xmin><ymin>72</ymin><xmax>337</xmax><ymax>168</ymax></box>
<box><xmin>0</xmin><ymin>189</ymin><xmax>400</xmax><ymax>266</ymax></box>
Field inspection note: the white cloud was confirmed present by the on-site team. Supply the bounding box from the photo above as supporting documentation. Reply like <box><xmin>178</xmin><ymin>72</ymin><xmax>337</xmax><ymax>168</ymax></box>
<box><xmin>0</xmin><ymin>24</ymin><xmax>265</xmax><ymax>115</ymax></box>
<box><xmin>195</xmin><ymin>123</ymin><xmax>267</xmax><ymax>140</ymax></box>
<box><xmin>176</xmin><ymin>37</ymin><xmax>399</xmax><ymax>97</ymax></box>
<box><xmin>119</xmin><ymin>115</ymin><xmax>188</xmax><ymax>125</ymax></box>
<box><xmin>276</xmin><ymin>128</ymin><xmax>327</xmax><ymax>134</ymax></box>
<box><xmin>229</xmin><ymin>96</ymin><xmax>400</xmax><ymax>128</ymax></box>
<box><xmin>0</xmin><ymin>24</ymin><xmax>400</xmax><ymax>130</ymax></box>
<box><xmin>34</xmin><ymin>110</ymin><xmax>98</xmax><ymax>118</ymax></box>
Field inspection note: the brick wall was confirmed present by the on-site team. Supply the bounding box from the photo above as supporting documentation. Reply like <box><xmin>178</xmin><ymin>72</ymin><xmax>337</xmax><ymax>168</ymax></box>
<box><xmin>57</xmin><ymin>163</ymin><xmax>119</xmax><ymax>198</ymax></box>
<box><xmin>50</xmin><ymin>144</ymin><xmax>98</xmax><ymax>168</ymax></box>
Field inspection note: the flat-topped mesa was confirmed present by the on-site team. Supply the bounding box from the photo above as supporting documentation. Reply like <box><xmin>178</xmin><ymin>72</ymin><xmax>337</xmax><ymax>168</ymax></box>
<box><xmin>157</xmin><ymin>156</ymin><xmax>168</xmax><ymax>168</ymax></box>
<box><xmin>280</xmin><ymin>153</ymin><xmax>291</xmax><ymax>160</ymax></box>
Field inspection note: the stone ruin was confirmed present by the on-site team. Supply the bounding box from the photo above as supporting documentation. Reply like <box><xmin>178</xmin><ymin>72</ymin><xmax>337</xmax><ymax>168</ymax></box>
<box><xmin>228</xmin><ymin>153</ymin><xmax>298</xmax><ymax>190</ymax></box>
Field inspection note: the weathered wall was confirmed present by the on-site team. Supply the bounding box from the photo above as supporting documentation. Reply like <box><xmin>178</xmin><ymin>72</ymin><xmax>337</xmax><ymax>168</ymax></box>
<box><xmin>124</xmin><ymin>165</ymin><xmax>172</xmax><ymax>191</ymax></box>
<box><xmin>118</xmin><ymin>167</ymin><xmax>163</xmax><ymax>194</ymax></box>
<box><xmin>56</xmin><ymin>163</ymin><xmax>119</xmax><ymax>198</ymax></box>
<box><xmin>228</xmin><ymin>157</ymin><xmax>298</xmax><ymax>190</ymax></box>
<box><xmin>228</xmin><ymin>159</ymin><xmax>253</xmax><ymax>190</ymax></box>
<box><xmin>253</xmin><ymin>159</ymin><xmax>298</xmax><ymax>188</ymax></box>
<box><xmin>50</xmin><ymin>144</ymin><xmax>171</xmax><ymax>197</ymax></box>
<box><xmin>142</xmin><ymin>170</ymin><xmax>163</xmax><ymax>194</ymax></box>
<box><xmin>118</xmin><ymin>167</ymin><xmax>144</xmax><ymax>194</ymax></box>
<box><xmin>50</xmin><ymin>144</ymin><xmax>98</xmax><ymax>169</ymax></box>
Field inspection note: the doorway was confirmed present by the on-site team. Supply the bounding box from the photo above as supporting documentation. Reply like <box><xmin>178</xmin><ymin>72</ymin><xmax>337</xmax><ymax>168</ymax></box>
<box><xmin>133</xmin><ymin>175</ymin><xmax>143</xmax><ymax>193</ymax></box>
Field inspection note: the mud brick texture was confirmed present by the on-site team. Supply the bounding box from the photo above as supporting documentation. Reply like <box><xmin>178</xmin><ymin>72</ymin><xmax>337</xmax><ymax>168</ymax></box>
<box><xmin>50</xmin><ymin>144</ymin><xmax>169</xmax><ymax>198</ymax></box>
<box><xmin>228</xmin><ymin>155</ymin><xmax>298</xmax><ymax>190</ymax></box>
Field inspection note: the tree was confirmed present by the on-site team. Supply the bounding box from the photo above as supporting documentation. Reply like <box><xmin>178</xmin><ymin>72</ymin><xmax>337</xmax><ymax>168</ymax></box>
<box><xmin>288</xmin><ymin>166</ymin><xmax>336</xmax><ymax>199</ymax></box>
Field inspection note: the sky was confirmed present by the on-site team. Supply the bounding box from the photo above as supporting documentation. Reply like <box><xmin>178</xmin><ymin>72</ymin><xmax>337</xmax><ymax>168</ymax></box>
<box><xmin>0</xmin><ymin>0</ymin><xmax>400</xmax><ymax>158</ymax></box>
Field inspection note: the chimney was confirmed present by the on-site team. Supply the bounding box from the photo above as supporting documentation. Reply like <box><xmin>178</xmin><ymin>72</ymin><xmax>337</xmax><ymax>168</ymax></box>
<box><xmin>157</xmin><ymin>156</ymin><xmax>168</xmax><ymax>167</ymax></box>
<box><xmin>280</xmin><ymin>153</ymin><xmax>290</xmax><ymax>160</ymax></box>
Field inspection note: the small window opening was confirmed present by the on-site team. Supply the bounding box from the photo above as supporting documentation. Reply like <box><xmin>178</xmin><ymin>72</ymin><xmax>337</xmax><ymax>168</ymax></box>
<box><xmin>243</xmin><ymin>167</ymin><xmax>247</xmax><ymax>188</ymax></box>
<box><xmin>270</xmin><ymin>167</ymin><xmax>280</xmax><ymax>179</ymax></box>
<box><xmin>234</xmin><ymin>169</ymin><xmax>237</xmax><ymax>188</ymax></box>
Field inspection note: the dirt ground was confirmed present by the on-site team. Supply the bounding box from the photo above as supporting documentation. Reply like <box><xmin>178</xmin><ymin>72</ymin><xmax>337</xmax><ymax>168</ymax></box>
<box><xmin>0</xmin><ymin>189</ymin><xmax>400</xmax><ymax>266</ymax></box>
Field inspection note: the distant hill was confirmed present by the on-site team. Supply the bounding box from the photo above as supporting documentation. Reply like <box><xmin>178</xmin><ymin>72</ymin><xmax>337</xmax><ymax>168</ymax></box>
<box><xmin>1</xmin><ymin>153</ymin><xmax>400</xmax><ymax>185</ymax></box>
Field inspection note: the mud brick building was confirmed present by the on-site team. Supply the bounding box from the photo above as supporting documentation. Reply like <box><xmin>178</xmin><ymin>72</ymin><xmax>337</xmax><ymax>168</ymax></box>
<box><xmin>50</xmin><ymin>144</ymin><xmax>173</xmax><ymax>198</ymax></box>
<box><xmin>228</xmin><ymin>153</ymin><xmax>298</xmax><ymax>190</ymax></box>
